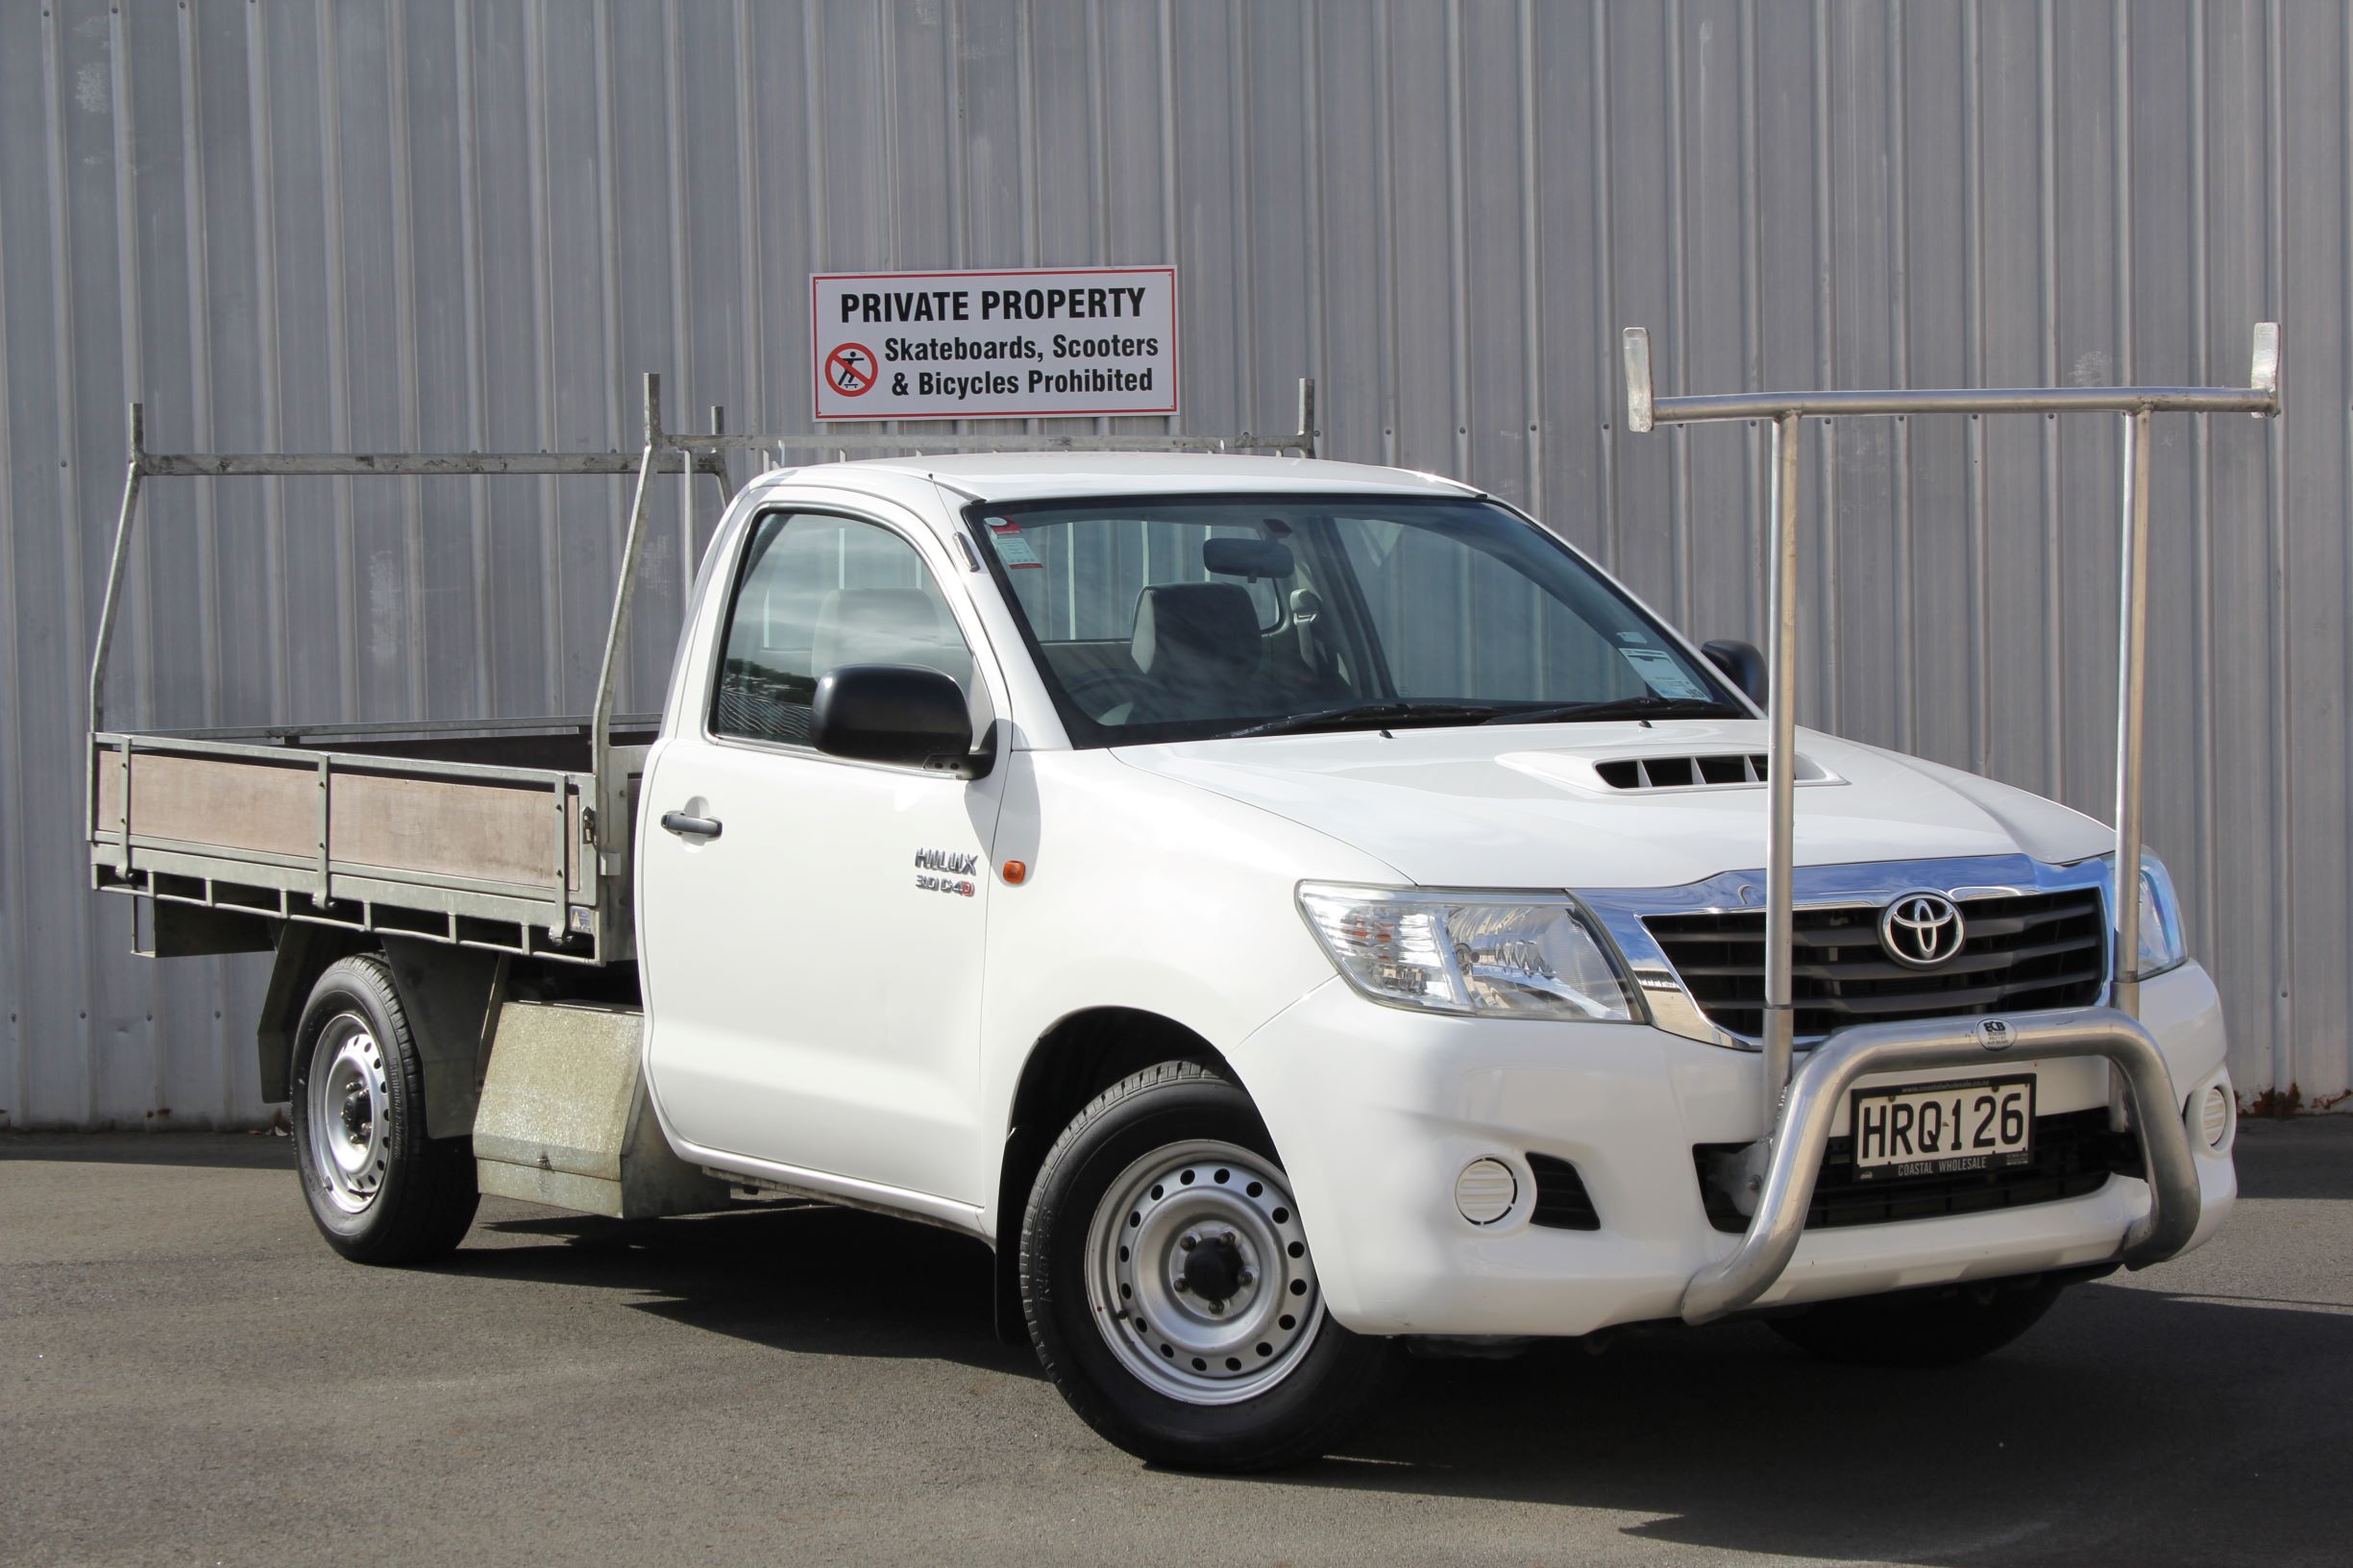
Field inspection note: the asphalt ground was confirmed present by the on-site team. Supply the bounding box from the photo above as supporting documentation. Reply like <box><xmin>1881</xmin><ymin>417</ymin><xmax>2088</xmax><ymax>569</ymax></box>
<box><xmin>2</xmin><ymin>1118</ymin><xmax>2347</xmax><ymax>1568</ymax></box>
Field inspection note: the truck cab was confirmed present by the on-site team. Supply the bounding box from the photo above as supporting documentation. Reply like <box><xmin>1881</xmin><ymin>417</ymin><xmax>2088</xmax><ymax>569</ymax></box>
<box><xmin>99</xmin><ymin>450</ymin><xmax>2239</xmax><ymax>1472</ymax></box>
<box><xmin>630</xmin><ymin>452</ymin><xmax>2234</xmax><ymax>1461</ymax></box>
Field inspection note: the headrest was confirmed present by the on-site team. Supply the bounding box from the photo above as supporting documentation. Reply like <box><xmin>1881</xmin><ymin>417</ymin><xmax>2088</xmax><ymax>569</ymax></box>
<box><xmin>812</xmin><ymin>588</ymin><xmax>952</xmax><ymax>677</ymax></box>
<box><xmin>1131</xmin><ymin>582</ymin><xmax>1263</xmax><ymax>677</ymax></box>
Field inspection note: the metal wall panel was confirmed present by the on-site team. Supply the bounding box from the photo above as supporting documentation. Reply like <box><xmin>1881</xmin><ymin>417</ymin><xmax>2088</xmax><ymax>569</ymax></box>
<box><xmin>1</xmin><ymin>0</ymin><xmax>2341</xmax><ymax>1127</ymax></box>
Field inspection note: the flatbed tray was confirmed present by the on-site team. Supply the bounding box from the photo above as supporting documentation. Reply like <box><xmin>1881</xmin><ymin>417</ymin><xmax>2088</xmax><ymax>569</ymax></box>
<box><xmin>87</xmin><ymin>718</ymin><xmax>655</xmax><ymax>965</ymax></box>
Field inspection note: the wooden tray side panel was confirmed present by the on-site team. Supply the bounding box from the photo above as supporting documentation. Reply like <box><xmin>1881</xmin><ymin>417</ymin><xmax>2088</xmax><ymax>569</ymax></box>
<box><xmin>120</xmin><ymin>753</ymin><xmax>317</xmax><ymax>858</ymax></box>
<box><xmin>331</xmin><ymin>772</ymin><xmax>563</xmax><ymax>894</ymax></box>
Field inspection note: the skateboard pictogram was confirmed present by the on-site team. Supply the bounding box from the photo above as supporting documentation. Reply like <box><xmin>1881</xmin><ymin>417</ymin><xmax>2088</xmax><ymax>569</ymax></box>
<box><xmin>826</xmin><ymin>343</ymin><xmax>878</xmax><ymax>396</ymax></box>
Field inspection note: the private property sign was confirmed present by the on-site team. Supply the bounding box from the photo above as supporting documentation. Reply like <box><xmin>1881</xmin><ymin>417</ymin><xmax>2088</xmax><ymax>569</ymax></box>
<box><xmin>811</xmin><ymin>267</ymin><xmax>1178</xmax><ymax>421</ymax></box>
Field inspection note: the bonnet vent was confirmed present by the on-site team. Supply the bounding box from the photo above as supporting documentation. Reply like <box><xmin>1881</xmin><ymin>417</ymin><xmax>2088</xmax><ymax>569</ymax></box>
<box><xmin>1496</xmin><ymin>748</ymin><xmax>1838</xmax><ymax>795</ymax></box>
<box><xmin>1595</xmin><ymin>753</ymin><xmax>1770</xmax><ymax>790</ymax></box>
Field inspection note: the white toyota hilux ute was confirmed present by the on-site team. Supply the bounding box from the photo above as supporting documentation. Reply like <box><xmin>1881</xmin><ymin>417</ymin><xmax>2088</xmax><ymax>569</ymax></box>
<box><xmin>93</xmin><ymin>452</ymin><xmax>2237</xmax><ymax>1471</ymax></box>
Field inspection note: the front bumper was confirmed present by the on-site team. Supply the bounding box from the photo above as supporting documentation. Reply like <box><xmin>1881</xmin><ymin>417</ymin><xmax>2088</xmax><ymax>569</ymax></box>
<box><xmin>1229</xmin><ymin>963</ymin><xmax>2237</xmax><ymax>1338</ymax></box>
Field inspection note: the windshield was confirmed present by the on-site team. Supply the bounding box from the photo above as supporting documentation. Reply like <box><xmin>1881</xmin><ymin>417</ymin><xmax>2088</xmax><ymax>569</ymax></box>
<box><xmin>968</xmin><ymin>492</ymin><xmax>1741</xmax><ymax>747</ymax></box>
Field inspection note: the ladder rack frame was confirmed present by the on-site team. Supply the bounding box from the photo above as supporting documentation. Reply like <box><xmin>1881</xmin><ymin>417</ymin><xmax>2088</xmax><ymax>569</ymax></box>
<box><xmin>1624</xmin><ymin>321</ymin><xmax>2281</xmax><ymax>1324</ymax></box>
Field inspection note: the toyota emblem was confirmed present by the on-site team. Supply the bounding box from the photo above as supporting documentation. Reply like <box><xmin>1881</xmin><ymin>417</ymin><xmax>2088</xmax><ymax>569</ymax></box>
<box><xmin>1879</xmin><ymin>892</ymin><xmax>1966</xmax><ymax>968</ymax></box>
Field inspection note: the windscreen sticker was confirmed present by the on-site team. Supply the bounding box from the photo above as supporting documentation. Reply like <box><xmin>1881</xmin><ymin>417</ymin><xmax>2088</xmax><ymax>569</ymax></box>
<box><xmin>1619</xmin><ymin>646</ymin><xmax>1711</xmax><ymax>701</ymax></box>
<box><xmin>985</xmin><ymin>518</ymin><xmax>1043</xmax><ymax>569</ymax></box>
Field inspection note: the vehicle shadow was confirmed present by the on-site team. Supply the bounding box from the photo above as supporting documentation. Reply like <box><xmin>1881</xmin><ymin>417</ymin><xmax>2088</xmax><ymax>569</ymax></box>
<box><xmin>1301</xmin><ymin>1284</ymin><xmax>2350</xmax><ymax>1567</ymax></box>
<box><xmin>451</xmin><ymin>1201</ymin><xmax>1041</xmax><ymax>1379</ymax></box>
<box><xmin>46</xmin><ymin>1121</ymin><xmax>2330</xmax><ymax>1564</ymax></box>
<box><xmin>2233</xmin><ymin>1115</ymin><xmax>2353</xmax><ymax>1199</ymax></box>
<box><xmin>452</xmin><ymin>1198</ymin><xmax>2348</xmax><ymax>1565</ymax></box>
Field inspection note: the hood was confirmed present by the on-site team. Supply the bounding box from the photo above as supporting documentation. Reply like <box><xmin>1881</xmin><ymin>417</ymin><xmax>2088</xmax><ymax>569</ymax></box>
<box><xmin>1113</xmin><ymin>720</ymin><xmax>2110</xmax><ymax>890</ymax></box>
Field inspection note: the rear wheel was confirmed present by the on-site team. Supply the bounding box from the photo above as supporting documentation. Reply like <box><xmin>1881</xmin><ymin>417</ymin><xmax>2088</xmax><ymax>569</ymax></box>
<box><xmin>1768</xmin><ymin>1277</ymin><xmax>2065</xmax><ymax>1366</ymax></box>
<box><xmin>287</xmin><ymin>954</ymin><xmax>478</xmax><ymax>1264</ymax></box>
<box><xmin>1019</xmin><ymin>1061</ymin><xmax>1398</xmax><ymax>1470</ymax></box>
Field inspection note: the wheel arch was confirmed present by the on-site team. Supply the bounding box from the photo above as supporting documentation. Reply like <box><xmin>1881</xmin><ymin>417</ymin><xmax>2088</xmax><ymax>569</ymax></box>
<box><xmin>990</xmin><ymin>1006</ymin><xmax>1239</xmax><ymax>1344</ymax></box>
<box><xmin>256</xmin><ymin>924</ymin><xmax>373</xmax><ymax>1107</ymax></box>
<box><xmin>261</xmin><ymin>931</ymin><xmax>505</xmax><ymax>1142</ymax></box>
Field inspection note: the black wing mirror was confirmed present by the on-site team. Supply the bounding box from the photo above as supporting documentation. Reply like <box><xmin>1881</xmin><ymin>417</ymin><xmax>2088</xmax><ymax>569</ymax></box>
<box><xmin>1701</xmin><ymin>640</ymin><xmax>1768</xmax><ymax>706</ymax></box>
<box><xmin>810</xmin><ymin>665</ymin><xmax>992</xmax><ymax>777</ymax></box>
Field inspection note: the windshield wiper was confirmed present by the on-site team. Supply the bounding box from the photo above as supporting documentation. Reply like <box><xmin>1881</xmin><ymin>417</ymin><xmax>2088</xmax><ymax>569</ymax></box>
<box><xmin>1225</xmin><ymin>700</ymin><xmax>1507</xmax><ymax>739</ymax></box>
<box><xmin>1225</xmin><ymin>693</ymin><xmax>1740</xmax><ymax>739</ymax></box>
<box><xmin>1479</xmin><ymin>695</ymin><xmax>1743</xmax><ymax>725</ymax></box>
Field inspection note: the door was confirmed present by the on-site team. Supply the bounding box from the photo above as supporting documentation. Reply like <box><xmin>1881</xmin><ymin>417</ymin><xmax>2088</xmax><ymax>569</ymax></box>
<box><xmin>639</xmin><ymin>506</ymin><xmax>1004</xmax><ymax>1208</ymax></box>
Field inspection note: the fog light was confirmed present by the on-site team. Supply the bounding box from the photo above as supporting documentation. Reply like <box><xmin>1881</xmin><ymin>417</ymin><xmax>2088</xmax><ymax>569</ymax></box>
<box><xmin>1454</xmin><ymin>1158</ymin><xmax>1518</xmax><ymax>1226</ymax></box>
<box><xmin>2201</xmin><ymin>1084</ymin><xmax>2233</xmax><ymax>1149</ymax></box>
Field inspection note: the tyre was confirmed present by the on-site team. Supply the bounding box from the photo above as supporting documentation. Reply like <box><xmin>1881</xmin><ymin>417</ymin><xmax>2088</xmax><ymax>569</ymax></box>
<box><xmin>286</xmin><ymin>953</ymin><xmax>479</xmax><ymax>1264</ymax></box>
<box><xmin>1767</xmin><ymin>1276</ymin><xmax>2065</xmax><ymax>1366</ymax></box>
<box><xmin>1018</xmin><ymin>1060</ymin><xmax>1398</xmax><ymax>1470</ymax></box>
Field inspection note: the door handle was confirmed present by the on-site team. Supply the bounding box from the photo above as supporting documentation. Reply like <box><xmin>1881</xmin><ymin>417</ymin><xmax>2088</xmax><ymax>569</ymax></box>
<box><xmin>660</xmin><ymin>811</ymin><xmax>723</xmax><ymax>841</ymax></box>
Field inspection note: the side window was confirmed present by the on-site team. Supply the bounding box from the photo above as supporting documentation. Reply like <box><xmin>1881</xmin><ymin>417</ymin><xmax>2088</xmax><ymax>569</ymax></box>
<box><xmin>711</xmin><ymin>511</ymin><xmax>976</xmax><ymax>747</ymax></box>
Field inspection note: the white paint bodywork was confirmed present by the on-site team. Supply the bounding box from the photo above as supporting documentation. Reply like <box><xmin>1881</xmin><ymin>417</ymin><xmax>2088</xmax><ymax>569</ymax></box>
<box><xmin>633</xmin><ymin>453</ymin><xmax>2235</xmax><ymax>1337</ymax></box>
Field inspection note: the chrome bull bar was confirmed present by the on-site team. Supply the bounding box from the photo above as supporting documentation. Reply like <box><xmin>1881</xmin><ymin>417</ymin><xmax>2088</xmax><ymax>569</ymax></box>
<box><xmin>1679</xmin><ymin>1006</ymin><xmax>2201</xmax><ymax>1325</ymax></box>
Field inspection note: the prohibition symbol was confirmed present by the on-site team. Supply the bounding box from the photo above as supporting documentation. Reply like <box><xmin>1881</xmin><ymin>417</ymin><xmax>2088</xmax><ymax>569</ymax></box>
<box><xmin>827</xmin><ymin>343</ymin><xmax>878</xmax><ymax>396</ymax></box>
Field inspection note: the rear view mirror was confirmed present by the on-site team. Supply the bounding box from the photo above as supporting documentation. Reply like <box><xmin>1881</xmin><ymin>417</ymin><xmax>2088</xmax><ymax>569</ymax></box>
<box><xmin>810</xmin><ymin>665</ymin><xmax>990</xmax><ymax>777</ymax></box>
<box><xmin>1702</xmin><ymin>640</ymin><xmax>1768</xmax><ymax>706</ymax></box>
<box><xmin>1202</xmin><ymin>537</ymin><xmax>1295</xmax><ymax>580</ymax></box>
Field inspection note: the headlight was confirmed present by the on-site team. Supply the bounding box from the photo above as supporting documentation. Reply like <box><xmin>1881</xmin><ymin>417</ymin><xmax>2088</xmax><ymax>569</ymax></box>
<box><xmin>1295</xmin><ymin>884</ymin><xmax>1640</xmax><ymax>1021</ymax></box>
<box><xmin>2125</xmin><ymin>854</ymin><xmax>2188</xmax><ymax>978</ymax></box>
<box><xmin>2098</xmin><ymin>847</ymin><xmax>2183</xmax><ymax>969</ymax></box>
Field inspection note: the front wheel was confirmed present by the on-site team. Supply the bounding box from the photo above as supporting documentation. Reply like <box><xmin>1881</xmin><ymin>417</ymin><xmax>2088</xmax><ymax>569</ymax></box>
<box><xmin>1018</xmin><ymin>1061</ymin><xmax>1398</xmax><ymax>1470</ymax></box>
<box><xmin>1768</xmin><ymin>1276</ymin><xmax>2065</xmax><ymax>1366</ymax></box>
<box><xmin>287</xmin><ymin>954</ymin><xmax>479</xmax><ymax>1264</ymax></box>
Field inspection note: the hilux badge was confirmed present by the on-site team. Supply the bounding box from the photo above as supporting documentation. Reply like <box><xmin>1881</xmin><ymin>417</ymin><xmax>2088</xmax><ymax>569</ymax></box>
<box><xmin>914</xmin><ymin>847</ymin><xmax>980</xmax><ymax>897</ymax></box>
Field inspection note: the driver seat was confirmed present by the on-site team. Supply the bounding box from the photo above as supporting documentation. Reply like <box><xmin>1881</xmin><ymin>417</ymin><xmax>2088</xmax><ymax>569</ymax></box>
<box><xmin>1128</xmin><ymin>582</ymin><xmax>1267</xmax><ymax>723</ymax></box>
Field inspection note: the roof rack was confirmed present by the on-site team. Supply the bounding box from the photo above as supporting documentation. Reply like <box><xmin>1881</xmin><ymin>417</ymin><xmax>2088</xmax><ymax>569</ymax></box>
<box><xmin>744</xmin><ymin>377</ymin><xmax>1317</xmax><ymax>462</ymax></box>
<box><xmin>87</xmin><ymin>375</ymin><xmax>1318</xmax><ymax>870</ymax></box>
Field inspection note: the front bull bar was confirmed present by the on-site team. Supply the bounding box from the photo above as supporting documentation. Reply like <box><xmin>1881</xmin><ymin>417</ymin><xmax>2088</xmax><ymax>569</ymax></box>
<box><xmin>1677</xmin><ymin>1007</ymin><xmax>2202</xmax><ymax>1325</ymax></box>
<box><xmin>1622</xmin><ymin>321</ymin><xmax>2279</xmax><ymax>1327</ymax></box>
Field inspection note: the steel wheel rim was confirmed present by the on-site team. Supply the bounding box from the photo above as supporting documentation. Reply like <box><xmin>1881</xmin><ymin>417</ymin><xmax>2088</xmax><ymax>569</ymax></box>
<box><xmin>1083</xmin><ymin>1139</ymin><xmax>1325</xmax><ymax>1406</ymax></box>
<box><xmin>306</xmin><ymin>1013</ymin><xmax>390</xmax><ymax>1214</ymax></box>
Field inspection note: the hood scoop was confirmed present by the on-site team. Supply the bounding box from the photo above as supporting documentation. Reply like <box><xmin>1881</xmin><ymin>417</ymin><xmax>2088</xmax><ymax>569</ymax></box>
<box><xmin>1500</xmin><ymin>748</ymin><xmax>1839</xmax><ymax>795</ymax></box>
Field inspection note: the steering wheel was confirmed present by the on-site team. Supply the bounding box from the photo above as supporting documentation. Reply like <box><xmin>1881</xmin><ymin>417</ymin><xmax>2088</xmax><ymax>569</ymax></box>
<box><xmin>1066</xmin><ymin>666</ymin><xmax>1157</xmax><ymax>718</ymax></box>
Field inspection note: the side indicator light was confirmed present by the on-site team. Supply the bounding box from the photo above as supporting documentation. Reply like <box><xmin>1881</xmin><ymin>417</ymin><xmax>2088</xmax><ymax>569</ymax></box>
<box><xmin>1002</xmin><ymin>860</ymin><xmax>1028</xmax><ymax>885</ymax></box>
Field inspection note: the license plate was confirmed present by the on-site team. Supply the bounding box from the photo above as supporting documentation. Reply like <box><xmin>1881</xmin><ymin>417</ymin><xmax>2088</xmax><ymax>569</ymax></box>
<box><xmin>1849</xmin><ymin>1075</ymin><xmax>2035</xmax><ymax>1180</ymax></box>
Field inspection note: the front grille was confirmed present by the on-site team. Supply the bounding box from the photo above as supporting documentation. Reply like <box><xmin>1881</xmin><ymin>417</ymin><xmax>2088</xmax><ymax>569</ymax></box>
<box><xmin>1644</xmin><ymin>888</ymin><xmax>2106</xmax><ymax>1040</ymax></box>
<box><xmin>1525</xmin><ymin>1154</ymin><xmax>1601</xmax><ymax>1230</ymax></box>
<box><xmin>1694</xmin><ymin>1107</ymin><xmax>2142</xmax><ymax>1233</ymax></box>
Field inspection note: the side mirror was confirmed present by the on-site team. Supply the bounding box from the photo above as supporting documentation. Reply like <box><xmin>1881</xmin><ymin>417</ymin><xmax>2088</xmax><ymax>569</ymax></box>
<box><xmin>1702</xmin><ymin>639</ymin><xmax>1768</xmax><ymax>707</ymax></box>
<box><xmin>810</xmin><ymin>665</ymin><xmax>988</xmax><ymax>776</ymax></box>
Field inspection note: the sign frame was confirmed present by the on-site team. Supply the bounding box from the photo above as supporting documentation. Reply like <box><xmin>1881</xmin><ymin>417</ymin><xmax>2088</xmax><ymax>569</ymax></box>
<box><xmin>809</xmin><ymin>265</ymin><xmax>1181</xmax><ymax>423</ymax></box>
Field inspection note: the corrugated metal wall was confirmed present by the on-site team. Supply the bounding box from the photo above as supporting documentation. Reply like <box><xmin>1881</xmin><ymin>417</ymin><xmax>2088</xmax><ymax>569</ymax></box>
<box><xmin>2</xmin><ymin>0</ymin><xmax>2342</xmax><ymax>1128</ymax></box>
